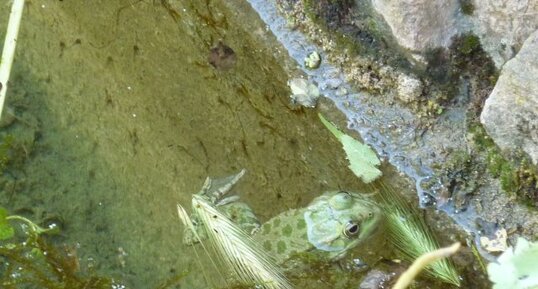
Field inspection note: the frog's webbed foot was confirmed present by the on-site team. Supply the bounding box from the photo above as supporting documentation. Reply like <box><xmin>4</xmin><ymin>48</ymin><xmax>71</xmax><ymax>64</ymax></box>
<box><xmin>198</xmin><ymin>169</ymin><xmax>246</xmax><ymax>205</ymax></box>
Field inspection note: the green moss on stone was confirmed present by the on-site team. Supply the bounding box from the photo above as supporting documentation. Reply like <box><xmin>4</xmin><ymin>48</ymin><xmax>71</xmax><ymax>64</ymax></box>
<box><xmin>458</xmin><ymin>34</ymin><xmax>480</xmax><ymax>55</ymax></box>
<box><xmin>459</xmin><ymin>0</ymin><xmax>475</xmax><ymax>15</ymax></box>
<box><xmin>469</xmin><ymin>124</ymin><xmax>538</xmax><ymax>206</ymax></box>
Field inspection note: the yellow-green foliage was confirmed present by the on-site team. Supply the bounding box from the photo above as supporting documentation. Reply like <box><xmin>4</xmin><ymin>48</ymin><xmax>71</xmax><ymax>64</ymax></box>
<box><xmin>319</xmin><ymin>114</ymin><xmax>382</xmax><ymax>183</ymax></box>
<box><xmin>379</xmin><ymin>184</ymin><xmax>461</xmax><ymax>286</ymax></box>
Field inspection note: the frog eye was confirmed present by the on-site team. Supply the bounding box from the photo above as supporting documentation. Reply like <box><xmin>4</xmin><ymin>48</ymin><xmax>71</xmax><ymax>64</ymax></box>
<box><xmin>337</xmin><ymin>191</ymin><xmax>352</xmax><ymax>198</ymax></box>
<box><xmin>343</xmin><ymin>221</ymin><xmax>360</xmax><ymax>238</ymax></box>
<box><xmin>330</xmin><ymin>191</ymin><xmax>354</xmax><ymax>209</ymax></box>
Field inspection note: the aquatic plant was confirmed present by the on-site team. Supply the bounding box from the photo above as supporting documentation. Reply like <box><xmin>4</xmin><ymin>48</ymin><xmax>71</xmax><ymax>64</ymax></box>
<box><xmin>378</xmin><ymin>183</ymin><xmax>461</xmax><ymax>286</ymax></box>
<box><xmin>2</xmin><ymin>212</ymin><xmax>186</xmax><ymax>288</ymax></box>
<box><xmin>318</xmin><ymin>114</ymin><xmax>460</xmax><ymax>286</ymax></box>
<box><xmin>1</xmin><ymin>207</ymin><xmax>184</xmax><ymax>289</ymax></box>
<box><xmin>0</xmin><ymin>207</ymin><xmax>114</xmax><ymax>288</ymax></box>
<box><xmin>177</xmin><ymin>196</ymin><xmax>292</xmax><ymax>289</ymax></box>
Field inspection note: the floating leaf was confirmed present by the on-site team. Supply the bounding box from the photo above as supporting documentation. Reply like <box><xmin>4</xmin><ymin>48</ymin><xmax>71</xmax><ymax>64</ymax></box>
<box><xmin>488</xmin><ymin>237</ymin><xmax>538</xmax><ymax>289</ymax></box>
<box><xmin>0</xmin><ymin>207</ymin><xmax>14</xmax><ymax>240</ymax></box>
<box><xmin>318</xmin><ymin>113</ymin><xmax>381</xmax><ymax>183</ymax></box>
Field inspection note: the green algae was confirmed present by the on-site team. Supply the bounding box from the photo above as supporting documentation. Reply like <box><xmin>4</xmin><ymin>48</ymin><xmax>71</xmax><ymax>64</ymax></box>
<box><xmin>469</xmin><ymin>124</ymin><xmax>538</xmax><ymax>206</ymax></box>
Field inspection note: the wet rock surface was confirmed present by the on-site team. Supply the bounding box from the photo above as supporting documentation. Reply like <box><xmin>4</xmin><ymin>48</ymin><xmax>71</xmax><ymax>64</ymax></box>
<box><xmin>481</xmin><ymin>29</ymin><xmax>538</xmax><ymax>165</ymax></box>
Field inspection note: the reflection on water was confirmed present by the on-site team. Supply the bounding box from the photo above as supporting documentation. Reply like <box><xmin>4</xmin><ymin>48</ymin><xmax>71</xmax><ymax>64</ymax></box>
<box><xmin>0</xmin><ymin>1</ymin><xmax>382</xmax><ymax>288</ymax></box>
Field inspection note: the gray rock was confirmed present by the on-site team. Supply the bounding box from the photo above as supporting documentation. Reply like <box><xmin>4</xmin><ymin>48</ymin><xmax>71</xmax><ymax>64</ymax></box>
<box><xmin>480</xmin><ymin>29</ymin><xmax>538</xmax><ymax>165</ymax></box>
<box><xmin>371</xmin><ymin>0</ymin><xmax>462</xmax><ymax>53</ymax></box>
<box><xmin>396</xmin><ymin>74</ymin><xmax>423</xmax><ymax>103</ymax></box>
<box><xmin>472</xmin><ymin>0</ymin><xmax>538</xmax><ymax>67</ymax></box>
<box><xmin>359</xmin><ymin>269</ymin><xmax>393</xmax><ymax>289</ymax></box>
<box><xmin>371</xmin><ymin>0</ymin><xmax>538</xmax><ymax>67</ymax></box>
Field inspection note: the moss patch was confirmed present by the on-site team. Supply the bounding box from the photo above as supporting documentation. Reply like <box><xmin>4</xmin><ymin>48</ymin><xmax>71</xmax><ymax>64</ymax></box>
<box><xmin>470</xmin><ymin>124</ymin><xmax>538</xmax><ymax>206</ymax></box>
<box><xmin>460</xmin><ymin>0</ymin><xmax>474</xmax><ymax>15</ymax></box>
<box><xmin>459</xmin><ymin>0</ymin><xmax>475</xmax><ymax>15</ymax></box>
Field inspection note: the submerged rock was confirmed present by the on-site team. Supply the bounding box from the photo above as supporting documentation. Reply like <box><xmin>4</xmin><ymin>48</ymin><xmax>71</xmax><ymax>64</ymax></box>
<box><xmin>359</xmin><ymin>269</ymin><xmax>394</xmax><ymax>289</ymax></box>
<box><xmin>287</xmin><ymin>78</ymin><xmax>320</xmax><ymax>107</ymax></box>
<box><xmin>480</xmin><ymin>29</ymin><xmax>538</xmax><ymax>165</ymax></box>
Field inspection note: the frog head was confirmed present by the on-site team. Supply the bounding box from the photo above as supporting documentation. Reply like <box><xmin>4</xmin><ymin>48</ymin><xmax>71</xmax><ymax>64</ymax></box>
<box><xmin>303</xmin><ymin>190</ymin><xmax>383</xmax><ymax>260</ymax></box>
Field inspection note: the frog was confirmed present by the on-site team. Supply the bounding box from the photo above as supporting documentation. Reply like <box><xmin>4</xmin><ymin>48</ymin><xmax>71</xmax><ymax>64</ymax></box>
<box><xmin>183</xmin><ymin>169</ymin><xmax>383</xmax><ymax>265</ymax></box>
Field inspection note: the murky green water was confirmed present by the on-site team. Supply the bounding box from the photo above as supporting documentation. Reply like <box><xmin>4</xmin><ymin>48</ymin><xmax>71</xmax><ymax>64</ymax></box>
<box><xmin>0</xmin><ymin>1</ymin><xmax>389</xmax><ymax>288</ymax></box>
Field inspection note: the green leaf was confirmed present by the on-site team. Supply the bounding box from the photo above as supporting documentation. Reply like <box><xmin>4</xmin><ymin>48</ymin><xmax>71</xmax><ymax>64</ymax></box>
<box><xmin>341</xmin><ymin>134</ymin><xmax>382</xmax><ymax>183</ymax></box>
<box><xmin>318</xmin><ymin>114</ymin><xmax>382</xmax><ymax>183</ymax></box>
<box><xmin>488</xmin><ymin>237</ymin><xmax>538</xmax><ymax>289</ymax></box>
<box><xmin>0</xmin><ymin>207</ymin><xmax>15</xmax><ymax>240</ymax></box>
<box><xmin>318</xmin><ymin>113</ymin><xmax>344</xmax><ymax>139</ymax></box>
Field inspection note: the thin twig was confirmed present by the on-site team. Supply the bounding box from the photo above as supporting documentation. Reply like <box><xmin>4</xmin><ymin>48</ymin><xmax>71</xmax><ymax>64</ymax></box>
<box><xmin>393</xmin><ymin>242</ymin><xmax>461</xmax><ymax>289</ymax></box>
<box><xmin>0</xmin><ymin>0</ymin><xmax>25</xmax><ymax>119</ymax></box>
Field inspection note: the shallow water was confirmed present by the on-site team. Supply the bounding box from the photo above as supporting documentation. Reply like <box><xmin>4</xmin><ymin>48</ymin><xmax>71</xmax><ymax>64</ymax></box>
<box><xmin>0</xmin><ymin>1</ymin><xmax>487</xmax><ymax>288</ymax></box>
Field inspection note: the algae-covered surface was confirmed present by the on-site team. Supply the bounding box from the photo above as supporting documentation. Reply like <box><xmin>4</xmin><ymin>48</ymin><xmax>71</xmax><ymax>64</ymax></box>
<box><xmin>0</xmin><ymin>1</ymin><xmax>492</xmax><ymax>288</ymax></box>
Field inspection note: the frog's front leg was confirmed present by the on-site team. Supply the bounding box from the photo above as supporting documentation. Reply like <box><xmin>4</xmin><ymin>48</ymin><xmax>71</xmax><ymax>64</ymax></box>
<box><xmin>198</xmin><ymin>169</ymin><xmax>246</xmax><ymax>205</ymax></box>
<box><xmin>183</xmin><ymin>169</ymin><xmax>260</xmax><ymax>245</ymax></box>
<box><xmin>220</xmin><ymin>201</ymin><xmax>261</xmax><ymax>235</ymax></box>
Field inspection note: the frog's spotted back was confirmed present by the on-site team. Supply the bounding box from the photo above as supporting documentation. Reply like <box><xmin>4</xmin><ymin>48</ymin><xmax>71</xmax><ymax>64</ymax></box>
<box><xmin>255</xmin><ymin>208</ymin><xmax>313</xmax><ymax>264</ymax></box>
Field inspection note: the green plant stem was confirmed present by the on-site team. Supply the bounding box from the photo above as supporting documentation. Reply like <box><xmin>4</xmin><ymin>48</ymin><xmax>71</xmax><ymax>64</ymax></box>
<box><xmin>6</xmin><ymin>215</ymin><xmax>49</xmax><ymax>235</ymax></box>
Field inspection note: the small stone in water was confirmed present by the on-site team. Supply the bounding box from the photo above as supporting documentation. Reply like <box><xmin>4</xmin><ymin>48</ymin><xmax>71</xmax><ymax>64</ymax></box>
<box><xmin>288</xmin><ymin>78</ymin><xmax>320</xmax><ymax>108</ymax></box>
<box><xmin>304</xmin><ymin>51</ymin><xmax>321</xmax><ymax>69</ymax></box>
